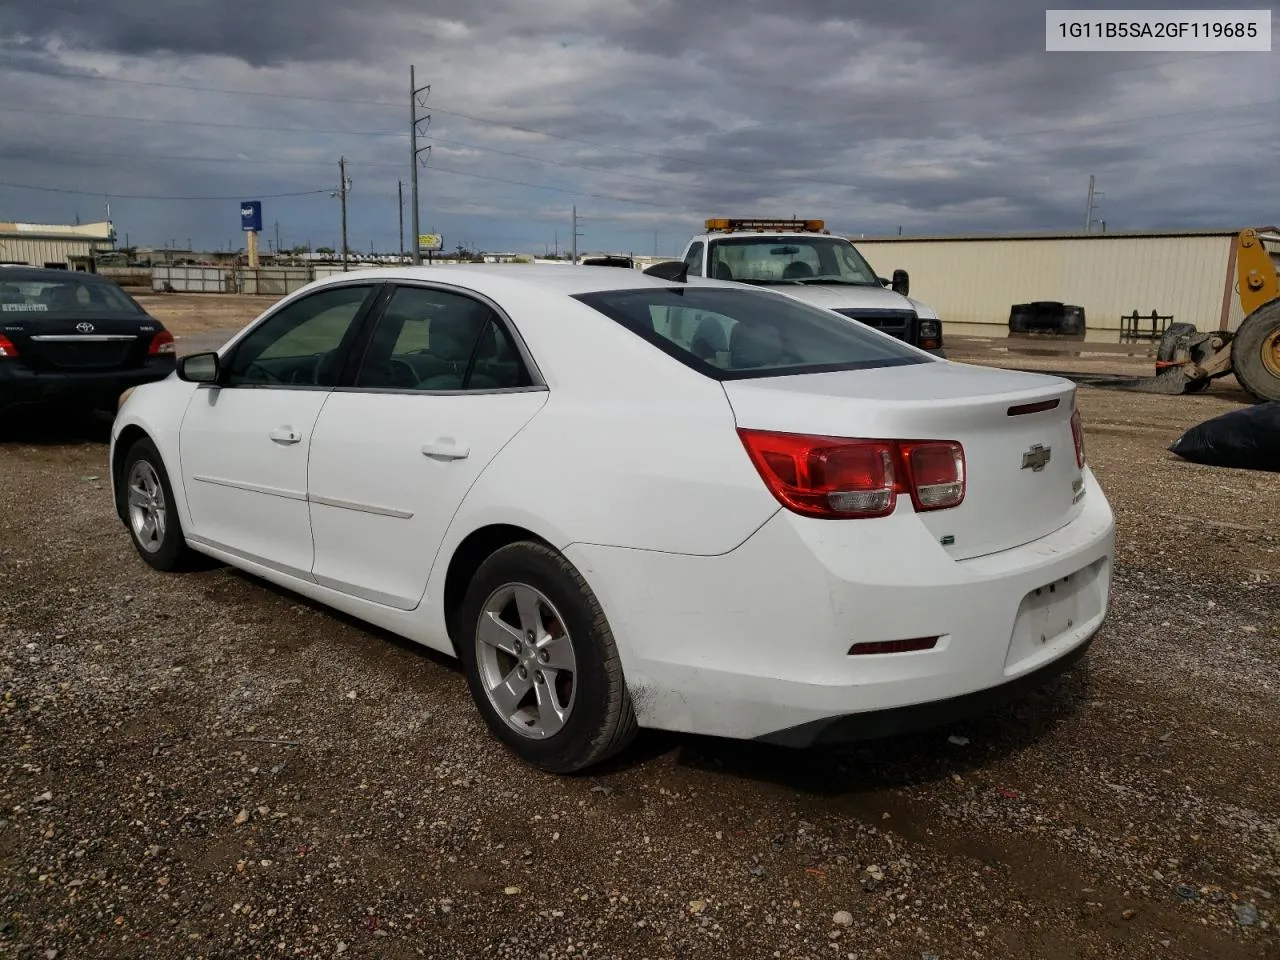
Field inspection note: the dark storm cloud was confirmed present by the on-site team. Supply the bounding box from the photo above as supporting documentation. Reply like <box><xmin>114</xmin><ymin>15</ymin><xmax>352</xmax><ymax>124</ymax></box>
<box><xmin>0</xmin><ymin>0</ymin><xmax>423</xmax><ymax>66</ymax></box>
<box><xmin>0</xmin><ymin>0</ymin><xmax>1275</xmax><ymax>252</ymax></box>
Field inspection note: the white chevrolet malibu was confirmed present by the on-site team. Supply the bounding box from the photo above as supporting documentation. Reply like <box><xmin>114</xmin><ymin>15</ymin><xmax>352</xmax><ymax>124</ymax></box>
<box><xmin>110</xmin><ymin>264</ymin><xmax>1114</xmax><ymax>772</ymax></box>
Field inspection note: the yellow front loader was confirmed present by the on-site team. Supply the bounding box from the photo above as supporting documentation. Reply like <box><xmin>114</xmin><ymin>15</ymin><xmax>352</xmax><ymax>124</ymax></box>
<box><xmin>1154</xmin><ymin>228</ymin><xmax>1280</xmax><ymax>401</ymax></box>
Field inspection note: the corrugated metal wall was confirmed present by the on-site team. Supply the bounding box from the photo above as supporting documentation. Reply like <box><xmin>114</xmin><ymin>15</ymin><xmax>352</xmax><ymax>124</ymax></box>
<box><xmin>238</xmin><ymin>268</ymin><xmax>312</xmax><ymax>296</ymax></box>
<box><xmin>152</xmin><ymin>266</ymin><xmax>233</xmax><ymax>293</ymax></box>
<box><xmin>151</xmin><ymin>266</ymin><xmax>316</xmax><ymax>295</ymax></box>
<box><xmin>853</xmin><ymin>234</ymin><xmax>1235</xmax><ymax>334</ymax></box>
<box><xmin>0</xmin><ymin>238</ymin><xmax>92</xmax><ymax>268</ymax></box>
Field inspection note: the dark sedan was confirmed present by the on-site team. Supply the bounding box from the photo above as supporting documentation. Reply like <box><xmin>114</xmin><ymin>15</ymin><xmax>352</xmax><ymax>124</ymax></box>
<box><xmin>0</xmin><ymin>268</ymin><xmax>176</xmax><ymax>415</ymax></box>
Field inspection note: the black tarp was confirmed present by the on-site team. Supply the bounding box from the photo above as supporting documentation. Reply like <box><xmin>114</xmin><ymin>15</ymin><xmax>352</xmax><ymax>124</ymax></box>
<box><xmin>1168</xmin><ymin>402</ymin><xmax>1280</xmax><ymax>472</ymax></box>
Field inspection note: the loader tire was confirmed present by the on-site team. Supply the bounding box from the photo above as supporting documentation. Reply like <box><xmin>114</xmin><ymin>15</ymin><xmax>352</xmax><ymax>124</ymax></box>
<box><xmin>1231</xmin><ymin>299</ymin><xmax>1280</xmax><ymax>403</ymax></box>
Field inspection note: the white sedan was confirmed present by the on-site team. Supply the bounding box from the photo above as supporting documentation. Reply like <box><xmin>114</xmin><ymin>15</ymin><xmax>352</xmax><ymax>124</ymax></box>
<box><xmin>110</xmin><ymin>264</ymin><xmax>1115</xmax><ymax>772</ymax></box>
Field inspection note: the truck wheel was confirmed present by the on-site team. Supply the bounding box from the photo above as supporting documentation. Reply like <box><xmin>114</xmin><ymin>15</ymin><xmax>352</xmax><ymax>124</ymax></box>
<box><xmin>1231</xmin><ymin>299</ymin><xmax>1280</xmax><ymax>403</ymax></box>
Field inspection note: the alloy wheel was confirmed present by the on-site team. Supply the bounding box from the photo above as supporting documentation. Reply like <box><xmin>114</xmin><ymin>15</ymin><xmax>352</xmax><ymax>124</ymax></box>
<box><xmin>127</xmin><ymin>460</ymin><xmax>167</xmax><ymax>554</ymax></box>
<box><xmin>475</xmin><ymin>582</ymin><xmax>578</xmax><ymax>739</ymax></box>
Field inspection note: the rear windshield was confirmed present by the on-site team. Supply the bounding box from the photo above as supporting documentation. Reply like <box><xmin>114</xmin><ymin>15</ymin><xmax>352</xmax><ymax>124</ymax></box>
<box><xmin>0</xmin><ymin>277</ymin><xmax>144</xmax><ymax>316</ymax></box>
<box><xmin>574</xmin><ymin>286</ymin><xmax>928</xmax><ymax>380</ymax></box>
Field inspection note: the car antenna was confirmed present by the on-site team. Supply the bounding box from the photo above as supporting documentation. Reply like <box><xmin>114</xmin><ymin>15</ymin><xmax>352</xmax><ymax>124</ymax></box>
<box><xmin>642</xmin><ymin>260</ymin><xmax>688</xmax><ymax>283</ymax></box>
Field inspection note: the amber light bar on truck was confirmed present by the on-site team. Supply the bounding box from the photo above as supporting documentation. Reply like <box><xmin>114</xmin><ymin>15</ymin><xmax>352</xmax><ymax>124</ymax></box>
<box><xmin>704</xmin><ymin>218</ymin><xmax>828</xmax><ymax>234</ymax></box>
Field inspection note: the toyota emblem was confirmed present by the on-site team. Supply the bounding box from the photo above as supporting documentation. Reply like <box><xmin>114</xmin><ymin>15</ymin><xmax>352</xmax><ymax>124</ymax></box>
<box><xmin>75</xmin><ymin>322</ymin><xmax>96</xmax><ymax>334</ymax></box>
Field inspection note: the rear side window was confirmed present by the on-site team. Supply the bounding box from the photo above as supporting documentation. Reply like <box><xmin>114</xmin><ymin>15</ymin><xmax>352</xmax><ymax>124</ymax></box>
<box><xmin>354</xmin><ymin>286</ymin><xmax>532</xmax><ymax>392</ymax></box>
<box><xmin>574</xmin><ymin>286</ymin><xmax>928</xmax><ymax>381</ymax></box>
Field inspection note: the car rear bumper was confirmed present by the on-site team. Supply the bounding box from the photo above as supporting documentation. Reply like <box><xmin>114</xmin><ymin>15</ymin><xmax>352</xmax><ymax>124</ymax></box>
<box><xmin>565</xmin><ymin>467</ymin><xmax>1114</xmax><ymax>743</ymax></box>
<box><xmin>0</xmin><ymin>360</ymin><xmax>175</xmax><ymax>411</ymax></box>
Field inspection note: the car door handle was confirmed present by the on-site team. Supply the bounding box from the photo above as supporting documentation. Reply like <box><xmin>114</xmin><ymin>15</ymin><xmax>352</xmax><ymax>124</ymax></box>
<box><xmin>421</xmin><ymin>439</ymin><xmax>470</xmax><ymax>461</ymax></box>
<box><xmin>269</xmin><ymin>427</ymin><xmax>302</xmax><ymax>445</ymax></box>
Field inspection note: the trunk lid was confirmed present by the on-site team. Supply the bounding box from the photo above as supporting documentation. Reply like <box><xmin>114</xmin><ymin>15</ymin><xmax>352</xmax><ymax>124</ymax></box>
<box><xmin>2</xmin><ymin>312</ymin><xmax>160</xmax><ymax>372</ymax></box>
<box><xmin>723</xmin><ymin>362</ymin><xmax>1084</xmax><ymax>560</ymax></box>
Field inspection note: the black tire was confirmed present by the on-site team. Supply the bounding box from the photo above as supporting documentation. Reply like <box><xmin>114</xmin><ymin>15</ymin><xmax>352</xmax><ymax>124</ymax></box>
<box><xmin>1008</xmin><ymin>304</ymin><xmax>1034</xmax><ymax>334</ymax></box>
<box><xmin>1061</xmin><ymin>306</ymin><xmax>1086</xmax><ymax>338</ymax></box>
<box><xmin>1231</xmin><ymin>299</ymin><xmax>1280</xmax><ymax>403</ymax></box>
<box><xmin>457</xmin><ymin>542</ymin><xmax>638</xmax><ymax>773</ymax></box>
<box><xmin>120</xmin><ymin>437</ymin><xmax>193</xmax><ymax>571</ymax></box>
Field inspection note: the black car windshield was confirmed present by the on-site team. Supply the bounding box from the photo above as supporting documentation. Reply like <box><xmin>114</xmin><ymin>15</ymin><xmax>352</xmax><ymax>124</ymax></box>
<box><xmin>574</xmin><ymin>286</ymin><xmax>928</xmax><ymax>381</ymax></box>
<box><xmin>0</xmin><ymin>276</ymin><xmax>145</xmax><ymax>316</ymax></box>
<box><xmin>707</xmin><ymin>237</ymin><xmax>880</xmax><ymax>285</ymax></box>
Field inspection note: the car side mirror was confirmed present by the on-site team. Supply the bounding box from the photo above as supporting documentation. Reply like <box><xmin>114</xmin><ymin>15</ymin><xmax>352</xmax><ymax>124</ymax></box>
<box><xmin>891</xmin><ymin>269</ymin><xmax>910</xmax><ymax>297</ymax></box>
<box><xmin>178</xmin><ymin>352</ymin><xmax>221</xmax><ymax>383</ymax></box>
<box><xmin>877</xmin><ymin>276</ymin><xmax>890</xmax><ymax>287</ymax></box>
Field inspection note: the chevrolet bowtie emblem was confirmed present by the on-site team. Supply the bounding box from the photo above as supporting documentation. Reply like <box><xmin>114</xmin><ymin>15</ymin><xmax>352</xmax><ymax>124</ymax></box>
<box><xmin>1021</xmin><ymin>444</ymin><xmax>1051</xmax><ymax>472</ymax></box>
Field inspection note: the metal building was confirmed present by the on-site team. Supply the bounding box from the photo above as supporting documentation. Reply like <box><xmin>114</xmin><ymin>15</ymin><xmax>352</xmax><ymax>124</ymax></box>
<box><xmin>0</xmin><ymin>221</ymin><xmax>116</xmax><ymax>271</ymax></box>
<box><xmin>850</xmin><ymin>227</ymin><xmax>1280</xmax><ymax>338</ymax></box>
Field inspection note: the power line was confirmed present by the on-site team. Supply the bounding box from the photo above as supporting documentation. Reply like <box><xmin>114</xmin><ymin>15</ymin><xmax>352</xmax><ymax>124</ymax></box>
<box><xmin>0</xmin><ymin>147</ymin><xmax>394</xmax><ymax>168</ymax></box>
<box><xmin>1</xmin><ymin>51</ymin><xmax>1245</xmax><ymax>183</ymax></box>
<box><xmin>0</xmin><ymin>181</ymin><xmax>334</xmax><ymax>201</ymax></box>
<box><xmin>845</xmin><ymin>115</ymin><xmax>1280</xmax><ymax>174</ymax></box>
<box><xmin>424</xmin><ymin>134</ymin><xmax>681</xmax><ymax>189</ymax></box>
<box><xmin>0</xmin><ymin>161</ymin><xmax>685</xmax><ymax>209</ymax></box>
<box><xmin>14</xmin><ymin>51</ymin><xmax>1232</xmax><ymax>122</ymax></box>
<box><xmin>424</xmin><ymin>163</ymin><xmax>686</xmax><ymax>209</ymax></box>
<box><xmin>869</xmin><ymin>116</ymin><xmax>1279</xmax><ymax>172</ymax></box>
<box><xmin>0</xmin><ymin>112</ymin><xmax>1271</xmax><ymax>207</ymax></box>
<box><xmin>4</xmin><ymin>93</ymin><xmax>1271</xmax><ymax>151</ymax></box>
<box><xmin>1</xmin><ymin>97</ymin><xmax>1273</xmax><ymax>196</ymax></box>
<box><xmin>0</xmin><ymin>104</ymin><xmax>401</xmax><ymax>138</ymax></box>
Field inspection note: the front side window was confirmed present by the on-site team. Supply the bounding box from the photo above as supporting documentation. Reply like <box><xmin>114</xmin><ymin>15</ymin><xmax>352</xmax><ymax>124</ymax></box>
<box><xmin>575</xmin><ymin>286</ymin><xmax>927</xmax><ymax>380</ymax></box>
<box><xmin>224</xmin><ymin>284</ymin><xmax>375</xmax><ymax>387</ymax></box>
<box><xmin>707</xmin><ymin>238</ymin><xmax>880</xmax><ymax>286</ymax></box>
<box><xmin>353</xmin><ymin>286</ymin><xmax>532</xmax><ymax>391</ymax></box>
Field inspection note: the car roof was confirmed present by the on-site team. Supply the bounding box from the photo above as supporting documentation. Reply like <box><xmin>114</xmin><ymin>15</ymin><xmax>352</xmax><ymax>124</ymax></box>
<box><xmin>0</xmin><ymin>267</ymin><xmax>115</xmax><ymax>283</ymax></box>
<box><xmin>312</xmin><ymin>263</ymin><xmax>736</xmax><ymax>298</ymax></box>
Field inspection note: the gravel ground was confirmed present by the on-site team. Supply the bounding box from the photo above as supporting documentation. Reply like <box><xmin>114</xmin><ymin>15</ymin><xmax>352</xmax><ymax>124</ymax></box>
<box><xmin>1</xmin><ymin>324</ymin><xmax>1277</xmax><ymax>959</ymax></box>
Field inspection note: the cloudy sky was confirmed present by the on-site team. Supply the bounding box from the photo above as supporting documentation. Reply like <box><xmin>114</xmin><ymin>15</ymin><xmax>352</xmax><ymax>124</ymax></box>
<box><xmin>0</xmin><ymin>1</ymin><xmax>1276</xmax><ymax>255</ymax></box>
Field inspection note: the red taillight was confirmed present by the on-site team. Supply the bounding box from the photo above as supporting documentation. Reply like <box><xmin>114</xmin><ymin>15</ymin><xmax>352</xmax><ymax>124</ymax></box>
<box><xmin>148</xmin><ymin>331</ymin><xmax>175</xmax><ymax>356</ymax></box>
<box><xmin>848</xmin><ymin>637</ymin><xmax>939</xmax><ymax>656</ymax></box>
<box><xmin>0</xmin><ymin>334</ymin><xmax>17</xmax><ymax>359</ymax></box>
<box><xmin>737</xmin><ymin>429</ymin><xmax>965</xmax><ymax>520</ymax></box>
<box><xmin>901</xmin><ymin>441</ymin><xmax>966</xmax><ymax>511</ymax></box>
<box><xmin>1070</xmin><ymin>407</ymin><xmax>1086</xmax><ymax>468</ymax></box>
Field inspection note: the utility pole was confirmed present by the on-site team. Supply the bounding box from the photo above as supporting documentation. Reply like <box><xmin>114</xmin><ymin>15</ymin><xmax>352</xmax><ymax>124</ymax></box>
<box><xmin>337</xmin><ymin>156</ymin><xmax>352</xmax><ymax>271</ymax></box>
<box><xmin>1084</xmin><ymin>175</ymin><xmax>1104</xmax><ymax>233</ymax></box>
<box><xmin>571</xmin><ymin>205</ymin><xmax>584</xmax><ymax>264</ymax></box>
<box><xmin>398</xmin><ymin>180</ymin><xmax>405</xmax><ymax>260</ymax></box>
<box><xmin>274</xmin><ymin>220</ymin><xmax>280</xmax><ymax>257</ymax></box>
<box><xmin>409</xmin><ymin>66</ymin><xmax>432</xmax><ymax>265</ymax></box>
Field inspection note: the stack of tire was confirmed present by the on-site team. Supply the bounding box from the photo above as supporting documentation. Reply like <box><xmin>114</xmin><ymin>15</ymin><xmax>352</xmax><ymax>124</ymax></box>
<box><xmin>1008</xmin><ymin>302</ymin><xmax>1086</xmax><ymax>339</ymax></box>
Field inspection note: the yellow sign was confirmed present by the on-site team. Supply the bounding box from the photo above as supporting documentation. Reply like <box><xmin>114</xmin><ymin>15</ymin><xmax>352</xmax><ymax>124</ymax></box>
<box><xmin>417</xmin><ymin>233</ymin><xmax>443</xmax><ymax>252</ymax></box>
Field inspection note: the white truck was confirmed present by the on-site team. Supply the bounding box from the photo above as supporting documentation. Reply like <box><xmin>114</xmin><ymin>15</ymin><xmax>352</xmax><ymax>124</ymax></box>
<box><xmin>676</xmin><ymin>218</ymin><xmax>945</xmax><ymax>356</ymax></box>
